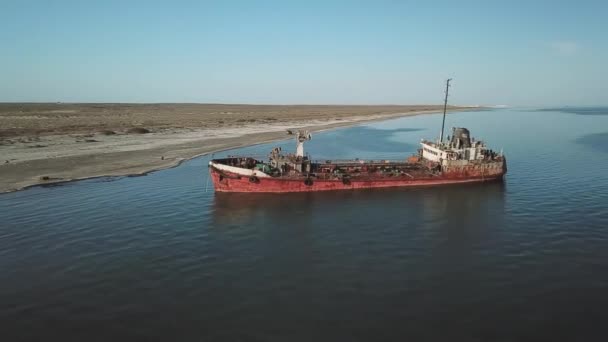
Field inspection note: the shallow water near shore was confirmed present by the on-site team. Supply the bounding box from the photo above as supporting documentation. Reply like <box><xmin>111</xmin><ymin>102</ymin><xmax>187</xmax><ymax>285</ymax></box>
<box><xmin>2</xmin><ymin>108</ymin><xmax>608</xmax><ymax>341</ymax></box>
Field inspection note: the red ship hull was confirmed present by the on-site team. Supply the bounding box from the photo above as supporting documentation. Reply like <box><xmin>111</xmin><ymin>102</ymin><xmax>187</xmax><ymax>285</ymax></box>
<box><xmin>210</xmin><ymin>168</ymin><xmax>505</xmax><ymax>193</ymax></box>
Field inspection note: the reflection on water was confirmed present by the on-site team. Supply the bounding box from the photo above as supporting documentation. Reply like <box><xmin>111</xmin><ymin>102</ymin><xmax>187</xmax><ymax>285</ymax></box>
<box><xmin>327</xmin><ymin>126</ymin><xmax>423</xmax><ymax>153</ymax></box>
<box><xmin>2</xmin><ymin>108</ymin><xmax>608</xmax><ymax>341</ymax></box>
<box><xmin>208</xmin><ymin>126</ymin><xmax>425</xmax><ymax>162</ymax></box>
<box><xmin>211</xmin><ymin>181</ymin><xmax>507</xmax><ymax>228</ymax></box>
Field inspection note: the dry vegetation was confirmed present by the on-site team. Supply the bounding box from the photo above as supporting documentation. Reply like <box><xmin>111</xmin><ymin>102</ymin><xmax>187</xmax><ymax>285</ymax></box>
<box><xmin>0</xmin><ymin>103</ymin><xmax>455</xmax><ymax>139</ymax></box>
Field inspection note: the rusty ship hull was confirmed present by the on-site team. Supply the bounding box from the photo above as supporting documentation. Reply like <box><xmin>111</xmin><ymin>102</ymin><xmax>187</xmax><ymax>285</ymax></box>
<box><xmin>210</xmin><ymin>170</ymin><xmax>505</xmax><ymax>193</ymax></box>
<box><xmin>209</xmin><ymin>157</ymin><xmax>507</xmax><ymax>193</ymax></box>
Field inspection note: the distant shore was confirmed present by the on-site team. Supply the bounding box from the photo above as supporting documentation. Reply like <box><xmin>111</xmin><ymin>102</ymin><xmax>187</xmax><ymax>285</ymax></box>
<box><xmin>0</xmin><ymin>103</ymin><xmax>480</xmax><ymax>193</ymax></box>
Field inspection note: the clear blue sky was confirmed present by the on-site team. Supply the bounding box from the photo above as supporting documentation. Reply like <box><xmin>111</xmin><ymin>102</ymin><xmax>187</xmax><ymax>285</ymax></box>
<box><xmin>1</xmin><ymin>0</ymin><xmax>607</xmax><ymax>106</ymax></box>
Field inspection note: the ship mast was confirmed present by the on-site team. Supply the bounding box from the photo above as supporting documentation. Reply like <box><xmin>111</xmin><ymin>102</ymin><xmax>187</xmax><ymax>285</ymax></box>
<box><xmin>295</xmin><ymin>130</ymin><xmax>312</xmax><ymax>158</ymax></box>
<box><xmin>439</xmin><ymin>78</ymin><xmax>452</xmax><ymax>143</ymax></box>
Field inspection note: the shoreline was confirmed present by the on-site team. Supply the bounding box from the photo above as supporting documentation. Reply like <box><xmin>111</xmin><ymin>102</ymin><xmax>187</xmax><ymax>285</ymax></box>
<box><xmin>0</xmin><ymin>107</ymin><xmax>477</xmax><ymax>193</ymax></box>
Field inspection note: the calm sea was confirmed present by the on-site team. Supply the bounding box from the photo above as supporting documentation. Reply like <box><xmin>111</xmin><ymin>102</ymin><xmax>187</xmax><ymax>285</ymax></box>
<box><xmin>2</xmin><ymin>108</ymin><xmax>608</xmax><ymax>341</ymax></box>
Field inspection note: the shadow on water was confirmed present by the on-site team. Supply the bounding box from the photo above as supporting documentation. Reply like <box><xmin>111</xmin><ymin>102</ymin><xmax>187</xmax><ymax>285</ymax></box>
<box><xmin>576</xmin><ymin>132</ymin><xmax>608</xmax><ymax>153</ymax></box>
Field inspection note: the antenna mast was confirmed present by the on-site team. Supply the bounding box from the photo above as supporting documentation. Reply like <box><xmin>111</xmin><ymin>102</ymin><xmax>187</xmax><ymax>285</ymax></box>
<box><xmin>439</xmin><ymin>78</ymin><xmax>452</xmax><ymax>143</ymax></box>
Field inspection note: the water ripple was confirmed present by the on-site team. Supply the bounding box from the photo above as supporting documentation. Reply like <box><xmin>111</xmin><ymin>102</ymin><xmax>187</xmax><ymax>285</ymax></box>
<box><xmin>1</xmin><ymin>108</ymin><xmax>608</xmax><ymax>340</ymax></box>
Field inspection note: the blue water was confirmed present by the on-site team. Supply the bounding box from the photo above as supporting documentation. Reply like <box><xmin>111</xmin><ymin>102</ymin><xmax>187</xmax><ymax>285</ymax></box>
<box><xmin>2</xmin><ymin>108</ymin><xmax>608</xmax><ymax>341</ymax></box>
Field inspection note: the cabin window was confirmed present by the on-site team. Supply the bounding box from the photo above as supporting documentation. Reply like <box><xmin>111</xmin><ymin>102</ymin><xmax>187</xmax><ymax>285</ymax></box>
<box><xmin>423</xmin><ymin>147</ymin><xmax>438</xmax><ymax>156</ymax></box>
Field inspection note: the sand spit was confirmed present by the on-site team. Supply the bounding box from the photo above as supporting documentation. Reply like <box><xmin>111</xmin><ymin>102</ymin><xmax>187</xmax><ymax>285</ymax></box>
<box><xmin>0</xmin><ymin>104</ymin><xmax>477</xmax><ymax>192</ymax></box>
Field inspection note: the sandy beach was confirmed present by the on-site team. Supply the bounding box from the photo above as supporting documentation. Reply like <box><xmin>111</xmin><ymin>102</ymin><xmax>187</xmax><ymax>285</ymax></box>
<box><xmin>0</xmin><ymin>103</ymin><xmax>476</xmax><ymax>192</ymax></box>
